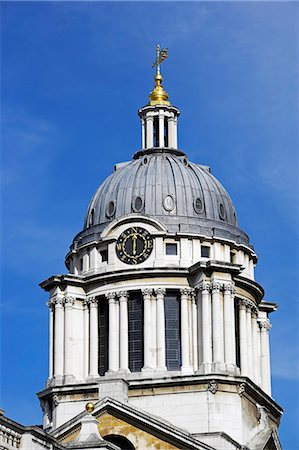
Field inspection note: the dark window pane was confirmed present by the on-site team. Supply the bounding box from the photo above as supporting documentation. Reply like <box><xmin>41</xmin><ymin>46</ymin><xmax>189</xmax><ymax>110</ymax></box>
<box><xmin>166</xmin><ymin>243</ymin><xmax>177</xmax><ymax>255</ymax></box>
<box><xmin>201</xmin><ymin>246</ymin><xmax>210</xmax><ymax>258</ymax></box>
<box><xmin>99</xmin><ymin>298</ymin><xmax>108</xmax><ymax>376</ymax></box>
<box><xmin>128</xmin><ymin>291</ymin><xmax>143</xmax><ymax>372</ymax></box>
<box><xmin>100</xmin><ymin>249</ymin><xmax>108</xmax><ymax>262</ymax></box>
<box><xmin>165</xmin><ymin>292</ymin><xmax>181</xmax><ymax>370</ymax></box>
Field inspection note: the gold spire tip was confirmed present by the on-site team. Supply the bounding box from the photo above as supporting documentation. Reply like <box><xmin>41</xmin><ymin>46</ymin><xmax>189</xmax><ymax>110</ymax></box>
<box><xmin>149</xmin><ymin>44</ymin><xmax>170</xmax><ymax>106</ymax></box>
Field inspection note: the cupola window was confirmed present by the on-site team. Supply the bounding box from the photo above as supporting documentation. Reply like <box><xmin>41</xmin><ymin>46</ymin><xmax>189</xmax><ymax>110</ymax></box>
<box><xmin>164</xmin><ymin>117</ymin><xmax>168</xmax><ymax>147</ymax></box>
<box><xmin>153</xmin><ymin>116</ymin><xmax>159</xmax><ymax>147</ymax></box>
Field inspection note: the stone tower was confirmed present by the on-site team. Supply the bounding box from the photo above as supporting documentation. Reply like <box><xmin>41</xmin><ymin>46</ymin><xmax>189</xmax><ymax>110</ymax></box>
<box><xmin>38</xmin><ymin>46</ymin><xmax>282</xmax><ymax>450</ymax></box>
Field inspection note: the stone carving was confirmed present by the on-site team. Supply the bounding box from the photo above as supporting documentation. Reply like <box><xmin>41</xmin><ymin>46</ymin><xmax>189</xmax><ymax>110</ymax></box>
<box><xmin>155</xmin><ymin>287</ymin><xmax>166</xmax><ymax>297</ymax></box>
<box><xmin>53</xmin><ymin>296</ymin><xmax>64</xmax><ymax>306</ymax></box>
<box><xmin>180</xmin><ymin>287</ymin><xmax>193</xmax><ymax>297</ymax></box>
<box><xmin>63</xmin><ymin>296</ymin><xmax>74</xmax><ymax>306</ymax></box>
<box><xmin>52</xmin><ymin>394</ymin><xmax>59</xmax><ymax>407</ymax></box>
<box><xmin>47</xmin><ymin>299</ymin><xmax>55</xmax><ymax>311</ymax></box>
<box><xmin>105</xmin><ymin>292</ymin><xmax>116</xmax><ymax>302</ymax></box>
<box><xmin>208</xmin><ymin>380</ymin><xmax>218</xmax><ymax>394</ymax></box>
<box><xmin>118</xmin><ymin>291</ymin><xmax>129</xmax><ymax>301</ymax></box>
<box><xmin>237</xmin><ymin>383</ymin><xmax>246</xmax><ymax>397</ymax></box>
<box><xmin>223</xmin><ymin>283</ymin><xmax>235</xmax><ymax>294</ymax></box>
<box><xmin>199</xmin><ymin>281</ymin><xmax>211</xmax><ymax>292</ymax></box>
<box><xmin>258</xmin><ymin>319</ymin><xmax>271</xmax><ymax>332</ymax></box>
<box><xmin>211</xmin><ymin>282</ymin><xmax>222</xmax><ymax>293</ymax></box>
<box><xmin>142</xmin><ymin>288</ymin><xmax>153</xmax><ymax>299</ymax></box>
<box><xmin>87</xmin><ymin>296</ymin><xmax>98</xmax><ymax>307</ymax></box>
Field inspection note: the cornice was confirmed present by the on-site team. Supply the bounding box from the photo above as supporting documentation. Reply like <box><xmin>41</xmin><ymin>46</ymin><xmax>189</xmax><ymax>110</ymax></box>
<box><xmin>234</xmin><ymin>275</ymin><xmax>264</xmax><ymax>303</ymax></box>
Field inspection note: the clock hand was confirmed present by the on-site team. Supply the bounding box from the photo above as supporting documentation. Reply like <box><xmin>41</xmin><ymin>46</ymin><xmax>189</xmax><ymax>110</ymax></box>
<box><xmin>132</xmin><ymin>234</ymin><xmax>137</xmax><ymax>255</ymax></box>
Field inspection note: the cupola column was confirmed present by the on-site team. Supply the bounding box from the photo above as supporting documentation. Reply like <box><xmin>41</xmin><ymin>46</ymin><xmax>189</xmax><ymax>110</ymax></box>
<box><xmin>88</xmin><ymin>296</ymin><xmax>99</xmax><ymax>378</ymax></box>
<box><xmin>63</xmin><ymin>296</ymin><xmax>75</xmax><ymax>381</ymax></box>
<box><xmin>142</xmin><ymin>289</ymin><xmax>153</xmax><ymax>371</ymax></box>
<box><xmin>259</xmin><ymin>319</ymin><xmax>272</xmax><ymax>395</ymax></box>
<box><xmin>145</xmin><ymin>116</ymin><xmax>154</xmax><ymax>148</ymax></box>
<box><xmin>199</xmin><ymin>282</ymin><xmax>212</xmax><ymax>372</ymax></box>
<box><xmin>106</xmin><ymin>292</ymin><xmax>118</xmax><ymax>372</ymax></box>
<box><xmin>118</xmin><ymin>291</ymin><xmax>129</xmax><ymax>372</ymax></box>
<box><xmin>53</xmin><ymin>296</ymin><xmax>64</xmax><ymax>380</ymax></box>
<box><xmin>239</xmin><ymin>299</ymin><xmax>248</xmax><ymax>376</ymax></box>
<box><xmin>180</xmin><ymin>288</ymin><xmax>193</xmax><ymax>373</ymax></box>
<box><xmin>158</xmin><ymin>112</ymin><xmax>165</xmax><ymax>148</ymax></box>
<box><xmin>155</xmin><ymin>288</ymin><xmax>166</xmax><ymax>371</ymax></box>
<box><xmin>223</xmin><ymin>283</ymin><xmax>236</xmax><ymax>370</ymax></box>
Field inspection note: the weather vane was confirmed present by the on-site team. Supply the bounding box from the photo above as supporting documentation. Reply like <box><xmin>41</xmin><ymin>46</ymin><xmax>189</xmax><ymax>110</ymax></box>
<box><xmin>152</xmin><ymin>44</ymin><xmax>168</xmax><ymax>75</ymax></box>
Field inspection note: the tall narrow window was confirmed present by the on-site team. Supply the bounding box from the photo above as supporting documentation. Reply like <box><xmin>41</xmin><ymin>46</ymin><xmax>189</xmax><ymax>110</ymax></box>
<box><xmin>128</xmin><ymin>291</ymin><xmax>144</xmax><ymax>372</ymax></box>
<box><xmin>164</xmin><ymin>117</ymin><xmax>168</xmax><ymax>147</ymax></box>
<box><xmin>234</xmin><ymin>299</ymin><xmax>240</xmax><ymax>369</ymax></box>
<box><xmin>99</xmin><ymin>298</ymin><xmax>109</xmax><ymax>376</ymax></box>
<box><xmin>153</xmin><ymin>116</ymin><xmax>159</xmax><ymax>147</ymax></box>
<box><xmin>165</xmin><ymin>291</ymin><xmax>181</xmax><ymax>370</ymax></box>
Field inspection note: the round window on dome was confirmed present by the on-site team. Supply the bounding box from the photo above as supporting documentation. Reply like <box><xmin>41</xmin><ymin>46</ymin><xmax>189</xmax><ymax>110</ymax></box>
<box><xmin>163</xmin><ymin>195</ymin><xmax>175</xmax><ymax>211</ymax></box>
<box><xmin>132</xmin><ymin>196</ymin><xmax>144</xmax><ymax>213</ymax></box>
<box><xmin>142</xmin><ymin>156</ymin><xmax>148</xmax><ymax>166</ymax></box>
<box><xmin>106</xmin><ymin>201</ymin><xmax>116</xmax><ymax>218</ymax></box>
<box><xmin>193</xmin><ymin>197</ymin><xmax>204</xmax><ymax>214</ymax></box>
<box><xmin>219</xmin><ymin>203</ymin><xmax>225</xmax><ymax>220</ymax></box>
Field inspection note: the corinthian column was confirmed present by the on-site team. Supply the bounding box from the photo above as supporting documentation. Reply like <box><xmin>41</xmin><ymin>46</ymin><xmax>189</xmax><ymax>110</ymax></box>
<box><xmin>106</xmin><ymin>292</ymin><xmax>118</xmax><ymax>372</ymax></box>
<box><xmin>142</xmin><ymin>289</ymin><xmax>153</xmax><ymax>371</ymax></box>
<box><xmin>191</xmin><ymin>290</ymin><xmax>198</xmax><ymax>371</ymax></box>
<box><xmin>199</xmin><ymin>282</ymin><xmax>212</xmax><ymax>372</ymax></box>
<box><xmin>246</xmin><ymin>302</ymin><xmax>253</xmax><ymax>379</ymax></box>
<box><xmin>83</xmin><ymin>299</ymin><xmax>89</xmax><ymax>379</ymax></box>
<box><xmin>239</xmin><ymin>299</ymin><xmax>248</xmax><ymax>375</ymax></box>
<box><xmin>211</xmin><ymin>282</ymin><xmax>223</xmax><ymax>364</ymax></box>
<box><xmin>88</xmin><ymin>296</ymin><xmax>99</xmax><ymax>378</ymax></box>
<box><xmin>63</xmin><ymin>296</ymin><xmax>75</xmax><ymax>382</ymax></box>
<box><xmin>118</xmin><ymin>291</ymin><xmax>129</xmax><ymax>372</ymax></box>
<box><xmin>180</xmin><ymin>288</ymin><xmax>192</xmax><ymax>373</ymax></box>
<box><xmin>259</xmin><ymin>319</ymin><xmax>272</xmax><ymax>395</ymax></box>
<box><xmin>155</xmin><ymin>288</ymin><xmax>166</xmax><ymax>371</ymax></box>
<box><xmin>53</xmin><ymin>296</ymin><xmax>64</xmax><ymax>381</ymax></box>
<box><xmin>223</xmin><ymin>283</ymin><xmax>236</xmax><ymax>370</ymax></box>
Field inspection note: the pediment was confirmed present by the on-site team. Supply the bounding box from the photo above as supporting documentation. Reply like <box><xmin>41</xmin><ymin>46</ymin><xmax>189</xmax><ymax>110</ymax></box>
<box><xmin>51</xmin><ymin>397</ymin><xmax>214</xmax><ymax>450</ymax></box>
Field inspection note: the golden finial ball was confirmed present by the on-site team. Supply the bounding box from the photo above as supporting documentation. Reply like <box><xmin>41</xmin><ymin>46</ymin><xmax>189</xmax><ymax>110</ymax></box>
<box><xmin>85</xmin><ymin>402</ymin><xmax>94</xmax><ymax>413</ymax></box>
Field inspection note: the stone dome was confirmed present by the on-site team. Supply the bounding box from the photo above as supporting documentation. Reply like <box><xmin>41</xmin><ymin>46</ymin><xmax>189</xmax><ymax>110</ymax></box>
<box><xmin>82</xmin><ymin>149</ymin><xmax>250</xmax><ymax>246</ymax></box>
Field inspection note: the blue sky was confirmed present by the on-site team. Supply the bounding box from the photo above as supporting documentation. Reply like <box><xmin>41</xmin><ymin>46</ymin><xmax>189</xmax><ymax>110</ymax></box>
<box><xmin>1</xmin><ymin>1</ymin><xmax>298</xmax><ymax>447</ymax></box>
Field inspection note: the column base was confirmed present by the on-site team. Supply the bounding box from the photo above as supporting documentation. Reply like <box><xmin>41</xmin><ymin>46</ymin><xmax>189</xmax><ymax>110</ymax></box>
<box><xmin>155</xmin><ymin>366</ymin><xmax>167</xmax><ymax>372</ymax></box>
<box><xmin>142</xmin><ymin>366</ymin><xmax>154</xmax><ymax>374</ymax></box>
<box><xmin>63</xmin><ymin>374</ymin><xmax>76</xmax><ymax>384</ymax></box>
<box><xmin>196</xmin><ymin>363</ymin><xmax>212</xmax><ymax>374</ymax></box>
<box><xmin>118</xmin><ymin>368</ymin><xmax>131</xmax><ymax>374</ymax></box>
<box><xmin>181</xmin><ymin>366</ymin><xmax>194</xmax><ymax>375</ymax></box>
<box><xmin>87</xmin><ymin>374</ymin><xmax>100</xmax><ymax>382</ymax></box>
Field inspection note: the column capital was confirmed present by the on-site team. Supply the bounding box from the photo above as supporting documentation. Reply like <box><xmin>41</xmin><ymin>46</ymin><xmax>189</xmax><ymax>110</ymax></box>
<box><xmin>142</xmin><ymin>288</ymin><xmax>153</xmax><ymax>299</ymax></box>
<box><xmin>211</xmin><ymin>281</ymin><xmax>222</xmax><ymax>293</ymax></box>
<box><xmin>258</xmin><ymin>319</ymin><xmax>271</xmax><ymax>332</ymax></box>
<box><xmin>180</xmin><ymin>287</ymin><xmax>194</xmax><ymax>297</ymax></box>
<box><xmin>105</xmin><ymin>292</ymin><xmax>116</xmax><ymax>303</ymax></box>
<box><xmin>63</xmin><ymin>296</ymin><xmax>75</xmax><ymax>306</ymax></box>
<box><xmin>223</xmin><ymin>282</ymin><xmax>235</xmax><ymax>294</ymax></box>
<box><xmin>118</xmin><ymin>291</ymin><xmax>129</xmax><ymax>301</ymax></box>
<box><xmin>198</xmin><ymin>281</ymin><xmax>211</xmax><ymax>292</ymax></box>
<box><xmin>87</xmin><ymin>296</ymin><xmax>98</xmax><ymax>307</ymax></box>
<box><xmin>47</xmin><ymin>299</ymin><xmax>55</xmax><ymax>311</ymax></box>
<box><xmin>155</xmin><ymin>287</ymin><xmax>166</xmax><ymax>297</ymax></box>
<box><xmin>53</xmin><ymin>296</ymin><xmax>64</xmax><ymax>307</ymax></box>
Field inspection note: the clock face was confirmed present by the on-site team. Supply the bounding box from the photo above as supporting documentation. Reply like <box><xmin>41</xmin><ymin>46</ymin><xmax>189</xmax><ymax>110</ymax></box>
<box><xmin>116</xmin><ymin>227</ymin><xmax>153</xmax><ymax>265</ymax></box>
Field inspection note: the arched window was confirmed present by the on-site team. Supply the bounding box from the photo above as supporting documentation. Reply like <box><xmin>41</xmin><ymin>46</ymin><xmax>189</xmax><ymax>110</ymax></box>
<box><xmin>104</xmin><ymin>435</ymin><xmax>135</xmax><ymax>450</ymax></box>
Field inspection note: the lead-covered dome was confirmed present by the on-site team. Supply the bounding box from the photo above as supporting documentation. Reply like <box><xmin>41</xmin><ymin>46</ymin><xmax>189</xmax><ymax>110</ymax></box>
<box><xmin>83</xmin><ymin>148</ymin><xmax>250</xmax><ymax>246</ymax></box>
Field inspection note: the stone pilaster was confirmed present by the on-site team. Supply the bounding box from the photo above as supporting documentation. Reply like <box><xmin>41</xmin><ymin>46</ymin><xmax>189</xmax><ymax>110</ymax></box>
<box><xmin>258</xmin><ymin>318</ymin><xmax>272</xmax><ymax>395</ymax></box>
<box><xmin>53</xmin><ymin>296</ymin><xmax>64</xmax><ymax>381</ymax></box>
<box><xmin>106</xmin><ymin>292</ymin><xmax>118</xmax><ymax>372</ymax></box>
<box><xmin>180</xmin><ymin>288</ymin><xmax>193</xmax><ymax>373</ymax></box>
<box><xmin>63</xmin><ymin>296</ymin><xmax>75</xmax><ymax>383</ymax></box>
<box><xmin>88</xmin><ymin>296</ymin><xmax>99</xmax><ymax>378</ymax></box>
<box><xmin>199</xmin><ymin>282</ymin><xmax>212</xmax><ymax>372</ymax></box>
